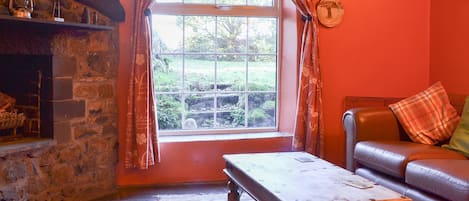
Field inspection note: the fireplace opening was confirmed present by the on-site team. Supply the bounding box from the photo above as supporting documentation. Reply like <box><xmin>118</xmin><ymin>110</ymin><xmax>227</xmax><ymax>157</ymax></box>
<box><xmin>0</xmin><ymin>55</ymin><xmax>53</xmax><ymax>143</ymax></box>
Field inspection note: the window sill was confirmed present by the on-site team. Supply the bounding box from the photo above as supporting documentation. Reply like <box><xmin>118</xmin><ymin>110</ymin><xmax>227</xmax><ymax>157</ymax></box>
<box><xmin>160</xmin><ymin>131</ymin><xmax>293</xmax><ymax>143</ymax></box>
<box><xmin>0</xmin><ymin>138</ymin><xmax>56</xmax><ymax>157</ymax></box>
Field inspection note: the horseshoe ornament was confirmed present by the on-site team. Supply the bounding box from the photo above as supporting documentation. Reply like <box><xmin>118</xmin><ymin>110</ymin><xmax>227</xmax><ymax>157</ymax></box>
<box><xmin>317</xmin><ymin>0</ymin><xmax>344</xmax><ymax>28</ymax></box>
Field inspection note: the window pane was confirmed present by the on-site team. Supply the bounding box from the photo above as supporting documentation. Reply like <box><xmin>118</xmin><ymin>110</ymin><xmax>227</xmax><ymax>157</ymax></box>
<box><xmin>185</xmin><ymin>16</ymin><xmax>216</xmax><ymax>53</ymax></box>
<box><xmin>216</xmin><ymin>111</ymin><xmax>245</xmax><ymax>128</ymax></box>
<box><xmin>153</xmin><ymin>15</ymin><xmax>183</xmax><ymax>53</ymax></box>
<box><xmin>185</xmin><ymin>94</ymin><xmax>215</xmax><ymax>112</ymax></box>
<box><xmin>151</xmin><ymin>3</ymin><xmax>279</xmax><ymax>133</ymax></box>
<box><xmin>217</xmin><ymin>93</ymin><xmax>243</xmax><ymax>111</ymax></box>
<box><xmin>217</xmin><ymin>55</ymin><xmax>246</xmax><ymax>91</ymax></box>
<box><xmin>248</xmin><ymin>55</ymin><xmax>276</xmax><ymax>91</ymax></box>
<box><xmin>247</xmin><ymin>0</ymin><xmax>273</xmax><ymax>6</ymax></box>
<box><xmin>248</xmin><ymin>93</ymin><xmax>276</xmax><ymax>127</ymax></box>
<box><xmin>157</xmin><ymin>94</ymin><xmax>182</xmax><ymax>130</ymax></box>
<box><xmin>156</xmin><ymin>0</ymin><xmax>182</xmax><ymax>3</ymax></box>
<box><xmin>186</xmin><ymin>113</ymin><xmax>214</xmax><ymax>129</ymax></box>
<box><xmin>216</xmin><ymin>0</ymin><xmax>245</xmax><ymax>6</ymax></box>
<box><xmin>216</xmin><ymin>93</ymin><xmax>245</xmax><ymax>128</ymax></box>
<box><xmin>185</xmin><ymin>55</ymin><xmax>215</xmax><ymax>92</ymax></box>
<box><xmin>154</xmin><ymin>55</ymin><xmax>183</xmax><ymax>92</ymax></box>
<box><xmin>248</xmin><ymin>18</ymin><xmax>277</xmax><ymax>54</ymax></box>
<box><xmin>217</xmin><ymin>17</ymin><xmax>247</xmax><ymax>53</ymax></box>
<box><xmin>156</xmin><ymin>0</ymin><xmax>273</xmax><ymax>6</ymax></box>
<box><xmin>185</xmin><ymin>0</ymin><xmax>214</xmax><ymax>4</ymax></box>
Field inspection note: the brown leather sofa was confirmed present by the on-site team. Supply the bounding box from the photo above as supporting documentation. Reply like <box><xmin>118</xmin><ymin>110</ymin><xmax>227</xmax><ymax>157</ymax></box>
<box><xmin>343</xmin><ymin>105</ymin><xmax>469</xmax><ymax>201</ymax></box>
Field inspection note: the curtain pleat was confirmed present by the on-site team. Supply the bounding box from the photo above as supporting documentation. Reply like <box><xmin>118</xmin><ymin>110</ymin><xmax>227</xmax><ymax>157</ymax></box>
<box><xmin>124</xmin><ymin>0</ymin><xmax>159</xmax><ymax>169</ymax></box>
<box><xmin>291</xmin><ymin>0</ymin><xmax>324</xmax><ymax>157</ymax></box>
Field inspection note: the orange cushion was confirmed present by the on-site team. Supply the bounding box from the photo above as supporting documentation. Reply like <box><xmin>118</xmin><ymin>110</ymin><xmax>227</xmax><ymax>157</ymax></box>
<box><xmin>389</xmin><ymin>82</ymin><xmax>460</xmax><ymax>144</ymax></box>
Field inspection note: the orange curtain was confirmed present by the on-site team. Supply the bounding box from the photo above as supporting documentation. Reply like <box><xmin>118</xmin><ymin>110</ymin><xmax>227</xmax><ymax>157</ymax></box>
<box><xmin>124</xmin><ymin>0</ymin><xmax>159</xmax><ymax>169</ymax></box>
<box><xmin>291</xmin><ymin>0</ymin><xmax>324</xmax><ymax>157</ymax></box>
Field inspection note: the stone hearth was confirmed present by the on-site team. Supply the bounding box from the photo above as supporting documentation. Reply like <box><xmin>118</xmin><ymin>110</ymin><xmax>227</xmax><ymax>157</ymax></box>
<box><xmin>0</xmin><ymin>0</ymin><xmax>119</xmax><ymax>200</ymax></box>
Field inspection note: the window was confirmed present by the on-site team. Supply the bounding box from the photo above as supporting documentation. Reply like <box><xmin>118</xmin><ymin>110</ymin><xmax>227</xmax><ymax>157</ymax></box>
<box><xmin>151</xmin><ymin>0</ymin><xmax>279</xmax><ymax>134</ymax></box>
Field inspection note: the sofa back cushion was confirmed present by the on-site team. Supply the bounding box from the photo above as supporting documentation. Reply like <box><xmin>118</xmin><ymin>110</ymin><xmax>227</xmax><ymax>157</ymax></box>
<box><xmin>388</xmin><ymin>82</ymin><xmax>460</xmax><ymax>145</ymax></box>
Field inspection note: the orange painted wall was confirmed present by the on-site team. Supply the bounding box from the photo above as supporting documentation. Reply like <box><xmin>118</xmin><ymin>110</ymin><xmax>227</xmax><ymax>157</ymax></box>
<box><xmin>430</xmin><ymin>0</ymin><xmax>469</xmax><ymax>94</ymax></box>
<box><xmin>118</xmin><ymin>137</ymin><xmax>292</xmax><ymax>185</ymax></box>
<box><xmin>117</xmin><ymin>0</ymin><xmax>135</xmax><ymax>186</ymax></box>
<box><xmin>319</xmin><ymin>0</ymin><xmax>430</xmax><ymax>165</ymax></box>
<box><xmin>117</xmin><ymin>0</ymin><xmax>431</xmax><ymax>185</ymax></box>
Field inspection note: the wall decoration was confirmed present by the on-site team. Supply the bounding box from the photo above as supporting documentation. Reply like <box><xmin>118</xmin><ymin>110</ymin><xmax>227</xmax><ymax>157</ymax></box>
<box><xmin>317</xmin><ymin>0</ymin><xmax>344</xmax><ymax>28</ymax></box>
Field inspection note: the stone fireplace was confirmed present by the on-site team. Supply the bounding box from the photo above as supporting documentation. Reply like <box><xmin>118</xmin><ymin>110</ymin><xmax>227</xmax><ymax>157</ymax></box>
<box><xmin>0</xmin><ymin>55</ymin><xmax>53</xmax><ymax>142</ymax></box>
<box><xmin>0</xmin><ymin>55</ymin><xmax>89</xmax><ymax>143</ymax></box>
<box><xmin>0</xmin><ymin>0</ymin><xmax>119</xmax><ymax>200</ymax></box>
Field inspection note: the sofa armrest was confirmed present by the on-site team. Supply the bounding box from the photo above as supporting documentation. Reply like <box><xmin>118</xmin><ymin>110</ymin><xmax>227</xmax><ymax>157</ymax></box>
<box><xmin>342</xmin><ymin>107</ymin><xmax>403</xmax><ymax>171</ymax></box>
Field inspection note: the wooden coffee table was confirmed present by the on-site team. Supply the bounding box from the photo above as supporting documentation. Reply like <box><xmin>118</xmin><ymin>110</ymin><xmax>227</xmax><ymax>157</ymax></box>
<box><xmin>223</xmin><ymin>152</ymin><xmax>411</xmax><ymax>201</ymax></box>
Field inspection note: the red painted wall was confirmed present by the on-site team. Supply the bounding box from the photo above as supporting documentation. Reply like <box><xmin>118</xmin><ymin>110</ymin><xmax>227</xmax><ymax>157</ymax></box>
<box><xmin>319</xmin><ymin>0</ymin><xmax>430</xmax><ymax>165</ymax></box>
<box><xmin>117</xmin><ymin>0</ymin><xmax>431</xmax><ymax>185</ymax></box>
<box><xmin>430</xmin><ymin>0</ymin><xmax>469</xmax><ymax>94</ymax></box>
<box><xmin>117</xmin><ymin>0</ymin><xmax>133</xmax><ymax>185</ymax></box>
<box><xmin>118</xmin><ymin>137</ymin><xmax>292</xmax><ymax>185</ymax></box>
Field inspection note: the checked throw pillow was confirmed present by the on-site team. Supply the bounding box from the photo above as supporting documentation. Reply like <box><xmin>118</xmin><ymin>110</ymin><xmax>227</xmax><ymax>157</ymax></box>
<box><xmin>388</xmin><ymin>82</ymin><xmax>460</xmax><ymax>145</ymax></box>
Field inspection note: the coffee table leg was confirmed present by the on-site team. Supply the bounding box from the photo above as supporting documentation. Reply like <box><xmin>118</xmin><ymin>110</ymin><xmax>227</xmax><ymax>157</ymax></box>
<box><xmin>227</xmin><ymin>180</ymin><xmax>240</xmax><ymax>201</ymax></box>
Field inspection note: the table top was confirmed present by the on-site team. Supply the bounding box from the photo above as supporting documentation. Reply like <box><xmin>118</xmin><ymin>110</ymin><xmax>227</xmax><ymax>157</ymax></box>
<box><xmin>224</xmin><ymin>152</ymin><xmax>410</xmax><ymax>201</ymax></box>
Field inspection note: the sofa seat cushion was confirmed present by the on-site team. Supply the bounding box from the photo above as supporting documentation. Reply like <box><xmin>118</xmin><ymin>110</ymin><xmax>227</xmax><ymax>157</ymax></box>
<box><xmin>356</xmin><ymin>168</ymin><xmax>446</xmax><ymax>201</ymax></box>
<box><xmin>354</xmin><ymin>141</ymin><xmax>466</xmax><ymax>178</ymax></box>
<box><xmin>406</xmin><ymin>160</ymin><xmax>469</xmax><ymax>201</ymax></box>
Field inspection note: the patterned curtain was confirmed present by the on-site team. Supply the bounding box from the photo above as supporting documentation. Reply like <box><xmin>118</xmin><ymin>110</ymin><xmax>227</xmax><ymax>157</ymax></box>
<box><xmin>124</xmin><ymin>0</ymin><xmax>159</xmax><ymax>169</ymax></box>
<box><xmin>291</xmin><ymin>0</ymin><xmax>324</xmax><ymax>157</ymax></box>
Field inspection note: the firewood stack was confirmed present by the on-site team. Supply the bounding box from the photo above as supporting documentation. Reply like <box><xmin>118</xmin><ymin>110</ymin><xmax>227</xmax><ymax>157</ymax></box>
<box><xmin>0</xmin><ymin>92</ymin><xmax>25</xmax><ymax>133</ymax></box>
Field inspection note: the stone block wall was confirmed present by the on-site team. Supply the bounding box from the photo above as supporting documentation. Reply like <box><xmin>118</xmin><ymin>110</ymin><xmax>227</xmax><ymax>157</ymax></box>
<box><xmin>0</xmin><ymin>0</ymin><xmax>119</xmax><ymax>200</ymax></box>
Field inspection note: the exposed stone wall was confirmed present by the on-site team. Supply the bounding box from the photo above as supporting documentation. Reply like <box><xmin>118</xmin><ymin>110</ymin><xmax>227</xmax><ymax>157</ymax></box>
<box><xmin>0</xmin><ymin>0</ymin><xmax>119</xmax><ymax>200</ymax></box>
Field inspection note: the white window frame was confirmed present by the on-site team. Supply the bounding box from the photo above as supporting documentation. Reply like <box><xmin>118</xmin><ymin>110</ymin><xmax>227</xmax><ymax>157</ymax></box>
<box><xmin>150</xmin><ymin>0</ymin><xmax>281</xmax><ymax>136</ymax></box>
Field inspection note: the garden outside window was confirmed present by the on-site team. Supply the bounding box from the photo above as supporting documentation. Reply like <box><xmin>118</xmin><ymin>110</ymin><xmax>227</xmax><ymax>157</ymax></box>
<box><xmin>150</xmin><ymin>0</ymin><xmax>279</xmax><ymax>135</ymax></box>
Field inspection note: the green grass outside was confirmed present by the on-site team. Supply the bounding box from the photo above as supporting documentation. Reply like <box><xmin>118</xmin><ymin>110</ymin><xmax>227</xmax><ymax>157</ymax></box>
<box><xmin>154</xmin><ymin>57</ymin><xmax>276</xmax><ymax>92</ymax></box>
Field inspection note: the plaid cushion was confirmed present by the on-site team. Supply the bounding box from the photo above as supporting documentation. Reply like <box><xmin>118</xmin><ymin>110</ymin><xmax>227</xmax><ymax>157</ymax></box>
<box><xmin>389</xmin><ymin>82</ymin><xmax>460</xmax><ymax>144</ymax></box>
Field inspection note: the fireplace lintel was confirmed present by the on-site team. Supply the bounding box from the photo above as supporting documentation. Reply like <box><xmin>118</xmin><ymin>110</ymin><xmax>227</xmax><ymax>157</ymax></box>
<box><xmin>0</xmin><ymin>15</ymin><xmax>113</xmax><ymax>31</ymax></box>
